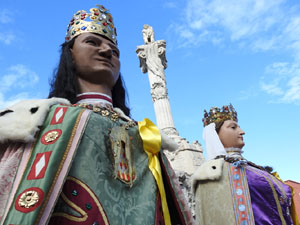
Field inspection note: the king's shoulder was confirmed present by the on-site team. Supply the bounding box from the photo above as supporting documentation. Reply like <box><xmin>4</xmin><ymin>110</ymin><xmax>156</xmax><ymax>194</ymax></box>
<box><xmin>0</xmin><ymin>98</ymin><xmax>70</xmax><ymax>143</ymax></box>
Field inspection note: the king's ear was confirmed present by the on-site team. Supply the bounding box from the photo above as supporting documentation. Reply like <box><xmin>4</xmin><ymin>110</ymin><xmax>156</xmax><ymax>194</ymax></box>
<box><xmin>70</xmin><ymin>48</ymin><xmax>74</xmax><ymax>62</ymax></box>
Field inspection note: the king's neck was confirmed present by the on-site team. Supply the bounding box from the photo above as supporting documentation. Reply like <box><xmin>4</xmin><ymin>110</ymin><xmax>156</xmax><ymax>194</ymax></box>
<box><xmin>77</xmin><ymin>77</ymin><xmax>112</xmax><ymax>98</ymax></box>
<box><xmin>76</xmin><ymin>92</ymin><xmax>113</xmax><ymax>107</ymax></box>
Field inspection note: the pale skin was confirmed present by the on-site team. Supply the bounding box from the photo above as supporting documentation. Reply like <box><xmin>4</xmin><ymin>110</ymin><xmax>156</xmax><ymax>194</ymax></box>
<box><xmin>218</xmin><ymin>120</ymin><xmax>245</xmax><ymax>149</ymax></box>
<box><xmin>70</xmin><ymin>33</ymin><xmax>121</xmax><ymax>97</ymax></box>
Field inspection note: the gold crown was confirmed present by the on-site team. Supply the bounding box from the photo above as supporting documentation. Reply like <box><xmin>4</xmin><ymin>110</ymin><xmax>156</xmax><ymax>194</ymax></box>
<box><xmin>65</xmin><ymin>4</ymin><xmax>117</xmax><ymax>44</ymax></box>
<box><xmin>202</xmin><ymin>104</ymin><xmax>238</xmax><ymax>127</ymax></box>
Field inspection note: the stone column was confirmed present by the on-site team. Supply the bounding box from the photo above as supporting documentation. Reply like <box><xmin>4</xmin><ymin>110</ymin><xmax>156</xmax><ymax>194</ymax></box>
<box><xmin>136</xmin><ymin>25</ymin><xmax>204</xmax><ymax>218</ymax></box>
<box><xmin>136</xmin><ymin>25</ymin><xmax>178</xmax><ymax>137</ymax></box>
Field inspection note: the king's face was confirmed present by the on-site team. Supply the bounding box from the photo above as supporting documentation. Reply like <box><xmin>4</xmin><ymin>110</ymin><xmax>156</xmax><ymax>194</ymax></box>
<box><xmin>71</xmin><ymin>33</ymin><xmax>121</xmax><ymax>90</ymax></box>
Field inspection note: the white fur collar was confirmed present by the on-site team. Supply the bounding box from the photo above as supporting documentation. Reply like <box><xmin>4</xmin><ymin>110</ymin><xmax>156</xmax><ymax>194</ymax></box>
<box><xmin>0</xmin><ymin>98</ymin><xmax>70</xmax><ymax>143</ymax></box>
<box><xmin>191</xmin><ymin>158</ymin><xmax>224</xmax><ymax>193</ymax></box>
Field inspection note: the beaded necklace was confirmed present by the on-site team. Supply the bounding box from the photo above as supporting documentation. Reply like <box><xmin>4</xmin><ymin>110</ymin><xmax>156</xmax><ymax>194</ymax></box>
<box><xmin>74</xmin><ymin>103</ymin><xmax>119</xmax><ymax>121</ymax></box>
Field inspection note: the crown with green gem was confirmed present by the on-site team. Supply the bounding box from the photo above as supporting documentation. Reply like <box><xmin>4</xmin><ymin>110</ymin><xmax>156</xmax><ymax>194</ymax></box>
<box><xmin>65</xmin><ymin>4</ymin><xmax>117</xmax><ymax>44</ymax></box>
<box><xmin>202</xmin><ymin>104</ymin><xmax>238</xmax><ymax>127</ymax></box>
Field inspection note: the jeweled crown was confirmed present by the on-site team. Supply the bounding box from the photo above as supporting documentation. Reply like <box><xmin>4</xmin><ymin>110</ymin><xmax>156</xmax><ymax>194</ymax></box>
<box><xmin>202</xmin><ymin>104</ymin><xmax>238</xmax><ymax>127</ymax></box>
<box><xmin>65</xmin><ymin>4</ymin><xmax>117</xmax><ymax>44</ymax></box>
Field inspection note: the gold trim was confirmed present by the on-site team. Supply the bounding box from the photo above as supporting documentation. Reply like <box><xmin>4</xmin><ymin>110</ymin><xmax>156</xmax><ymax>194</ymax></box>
<box><xmin>51</xmin><ymin>192</ymin><xmax>88</xmax><ymax>222</ymax></box>
<box><xmin>52</xmin><ymin>177</ymin><xmax>109</xmax><ymax>225</ymax></box>
<box><xmin>247</xmin><ymin>167</ymin><xmax>287</xmax><ymax>225</ymax></box>
<box><xmin>270</xmin><ymin>173</ymin><xmax>287</xmax><ymax>201</ymax></box>
<box><xmin>68</xmin><ymin>176</ymin><xmax>109</xmax><ymax>225</ymax></box>
<box><xmin>35</xmin><ymin>108</ymin><xmax>86</xmax><ymax>225</ymax></box>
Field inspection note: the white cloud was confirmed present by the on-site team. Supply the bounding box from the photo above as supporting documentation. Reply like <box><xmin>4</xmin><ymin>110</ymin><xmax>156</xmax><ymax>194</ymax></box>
<box><xmin>0</xmin><ymin>32</ymin><xmax>16</xmax><ymax>45</ymax></box>
<box><xmin>0</xmin><ymin>9</ymin><xmax>15</xmax><ymax>45</ymax></box>
<box><xmin>0</xmin><ymin>64</ymin><xmax>39</xmax><ymax>92</ymax></box>
<box><xmin>169</xmin><ymin>0</ymin><xmax>300</xmax><ymax>105</ymax></box>
<box><xmin>0</xmin><ymin>9</ymin><xmax>13</xmax><ymax>24</ymax></box>
<box><xmin>170</xmin><ymin>0</ymin><xmax>300</xmax><ymax>54</ymax></box>
<box><xmin>280</xmin><ymin>75</ymin><xmax>300</xmax><ymax>103</ymax></box>
<box><xmin>260</xmin><ymin>81</ymin><xmax>284</xmax><ymax>96</ymax></box>
<box><xmin>0</xmin><ymin>65</ymin><xmax>40</xmax><ymax>109</ymax></box>
<box><xmin>260</xmin><ymin>62</ymin><xmax>300</xmax><ymax>104</ymax></box>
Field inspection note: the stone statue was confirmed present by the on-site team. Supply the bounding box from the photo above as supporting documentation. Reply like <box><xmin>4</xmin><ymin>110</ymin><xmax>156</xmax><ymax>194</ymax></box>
<box><xmin>142</xmin><ymin>24</ymin><xmax>155</xmax><ymax>44</ymax></box>
<box><xmin>136</xmin><ymin>25</ymin><xmax>204</xmax><ymax>218</ymax></box>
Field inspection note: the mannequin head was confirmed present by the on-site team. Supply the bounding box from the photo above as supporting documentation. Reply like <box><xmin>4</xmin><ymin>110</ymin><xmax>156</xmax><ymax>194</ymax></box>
<box><xmin>48</xmin><ymin>4</ymin><xmax>130</xmax><ymax>116</ymax></box>
<box><xmin>216</xmin><ymin>120</ymin><xmax>245</xmax><ymax>149</ymax></box>
<box><xmin>71</xmin><ymin>33</ymin><xmax>121</xmax><ymax>95</ymax></box>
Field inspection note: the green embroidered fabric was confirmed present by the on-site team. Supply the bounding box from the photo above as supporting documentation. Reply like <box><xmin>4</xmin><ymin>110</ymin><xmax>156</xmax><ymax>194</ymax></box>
<box><xmin>53</xmin><ymin>111</ymin><xmax>158</xmax><ymax>224</ymax></box>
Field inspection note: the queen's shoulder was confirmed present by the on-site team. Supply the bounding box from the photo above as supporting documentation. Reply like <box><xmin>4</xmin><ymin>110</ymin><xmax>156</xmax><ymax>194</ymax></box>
<box><xmin>192</xmin><ymin>158</ymin><xmax>225</xmax><ymax>181</ymax></box>
<box><xmin>191</xmin><ymin>158</ymin><xmax>226</xmax><ymax>193</ymax></box>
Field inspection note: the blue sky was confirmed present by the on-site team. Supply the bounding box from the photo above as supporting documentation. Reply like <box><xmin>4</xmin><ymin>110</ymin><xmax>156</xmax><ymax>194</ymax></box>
<box><xmin>0</xmin><ymin>0</ymin><xmax>299</xmax><ymax>181</ymax></box>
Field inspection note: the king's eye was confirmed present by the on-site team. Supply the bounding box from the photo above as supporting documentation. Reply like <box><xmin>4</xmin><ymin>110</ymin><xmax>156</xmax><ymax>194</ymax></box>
<box><xmin>112</xmin><ymin>50</ymin><xmax>120</xmax><ymax>57</ymax></box>
<box><xmin>86</xmin><ymin>40</ymin><xmax>97</xmax><ymax>45</ymax></box>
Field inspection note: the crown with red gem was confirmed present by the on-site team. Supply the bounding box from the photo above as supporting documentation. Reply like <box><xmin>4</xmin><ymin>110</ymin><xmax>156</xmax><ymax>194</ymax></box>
<box><xmin>202</xmin><ymin>104</ymin><xmax>238</xmax><ymax>127</ymax></box>
<box><xmin>65</xmin><ymin>4</ymin><xmax>117</xmax><ymax>44</ymax></box>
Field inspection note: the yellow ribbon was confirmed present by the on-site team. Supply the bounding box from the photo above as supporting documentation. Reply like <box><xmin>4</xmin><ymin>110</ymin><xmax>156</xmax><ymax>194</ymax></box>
<box><xmin>138</xmin><ymin>118</ymin><xmax>171</xmax><ymax>225</ymax></box>
<box><xmin>272</xmin><ymin>172</ymin><xmax>299</xmax><ymax>225</ymax></box>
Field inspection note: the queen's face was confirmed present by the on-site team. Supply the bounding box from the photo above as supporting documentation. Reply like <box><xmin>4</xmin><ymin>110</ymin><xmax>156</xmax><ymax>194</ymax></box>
<box><xmin>71</xmin><ymin>33</ymin><xmax>121</xmax><ymax>90</ymax></box>
<box><xmin>218</xmin><ymin>120</ymin><xmax>245</xmax><ymax>149</ymax></box>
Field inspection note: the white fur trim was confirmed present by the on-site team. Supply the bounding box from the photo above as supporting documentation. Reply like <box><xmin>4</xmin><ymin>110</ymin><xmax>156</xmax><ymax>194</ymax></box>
<box><xmin>0</xmin><ymin>98</ymin><xmax>70</xmax><ymax>143</ymax></box>
<box><xmin>191</xmin><ymin>158</ymin><xmax>224</xmax><ymax>193</ymax></box>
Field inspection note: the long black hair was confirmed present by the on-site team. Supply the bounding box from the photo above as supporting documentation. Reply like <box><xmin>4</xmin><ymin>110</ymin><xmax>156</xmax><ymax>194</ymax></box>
<box><xmin>48</xmin><ymin>38</ymin><xmax>130</xmax><ymax>116</ymax></box>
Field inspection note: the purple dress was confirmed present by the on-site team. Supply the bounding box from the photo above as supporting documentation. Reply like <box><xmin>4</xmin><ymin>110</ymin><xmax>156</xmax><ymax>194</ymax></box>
<box><xmin>245</xmin><ymin>165</ymin><xmax>293</xmax><ymax>225</ymax></box>
<box><xmin>194</xmin><ymin>158</ymin><xmax>296</xmax><ymax>225</ymax></box>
